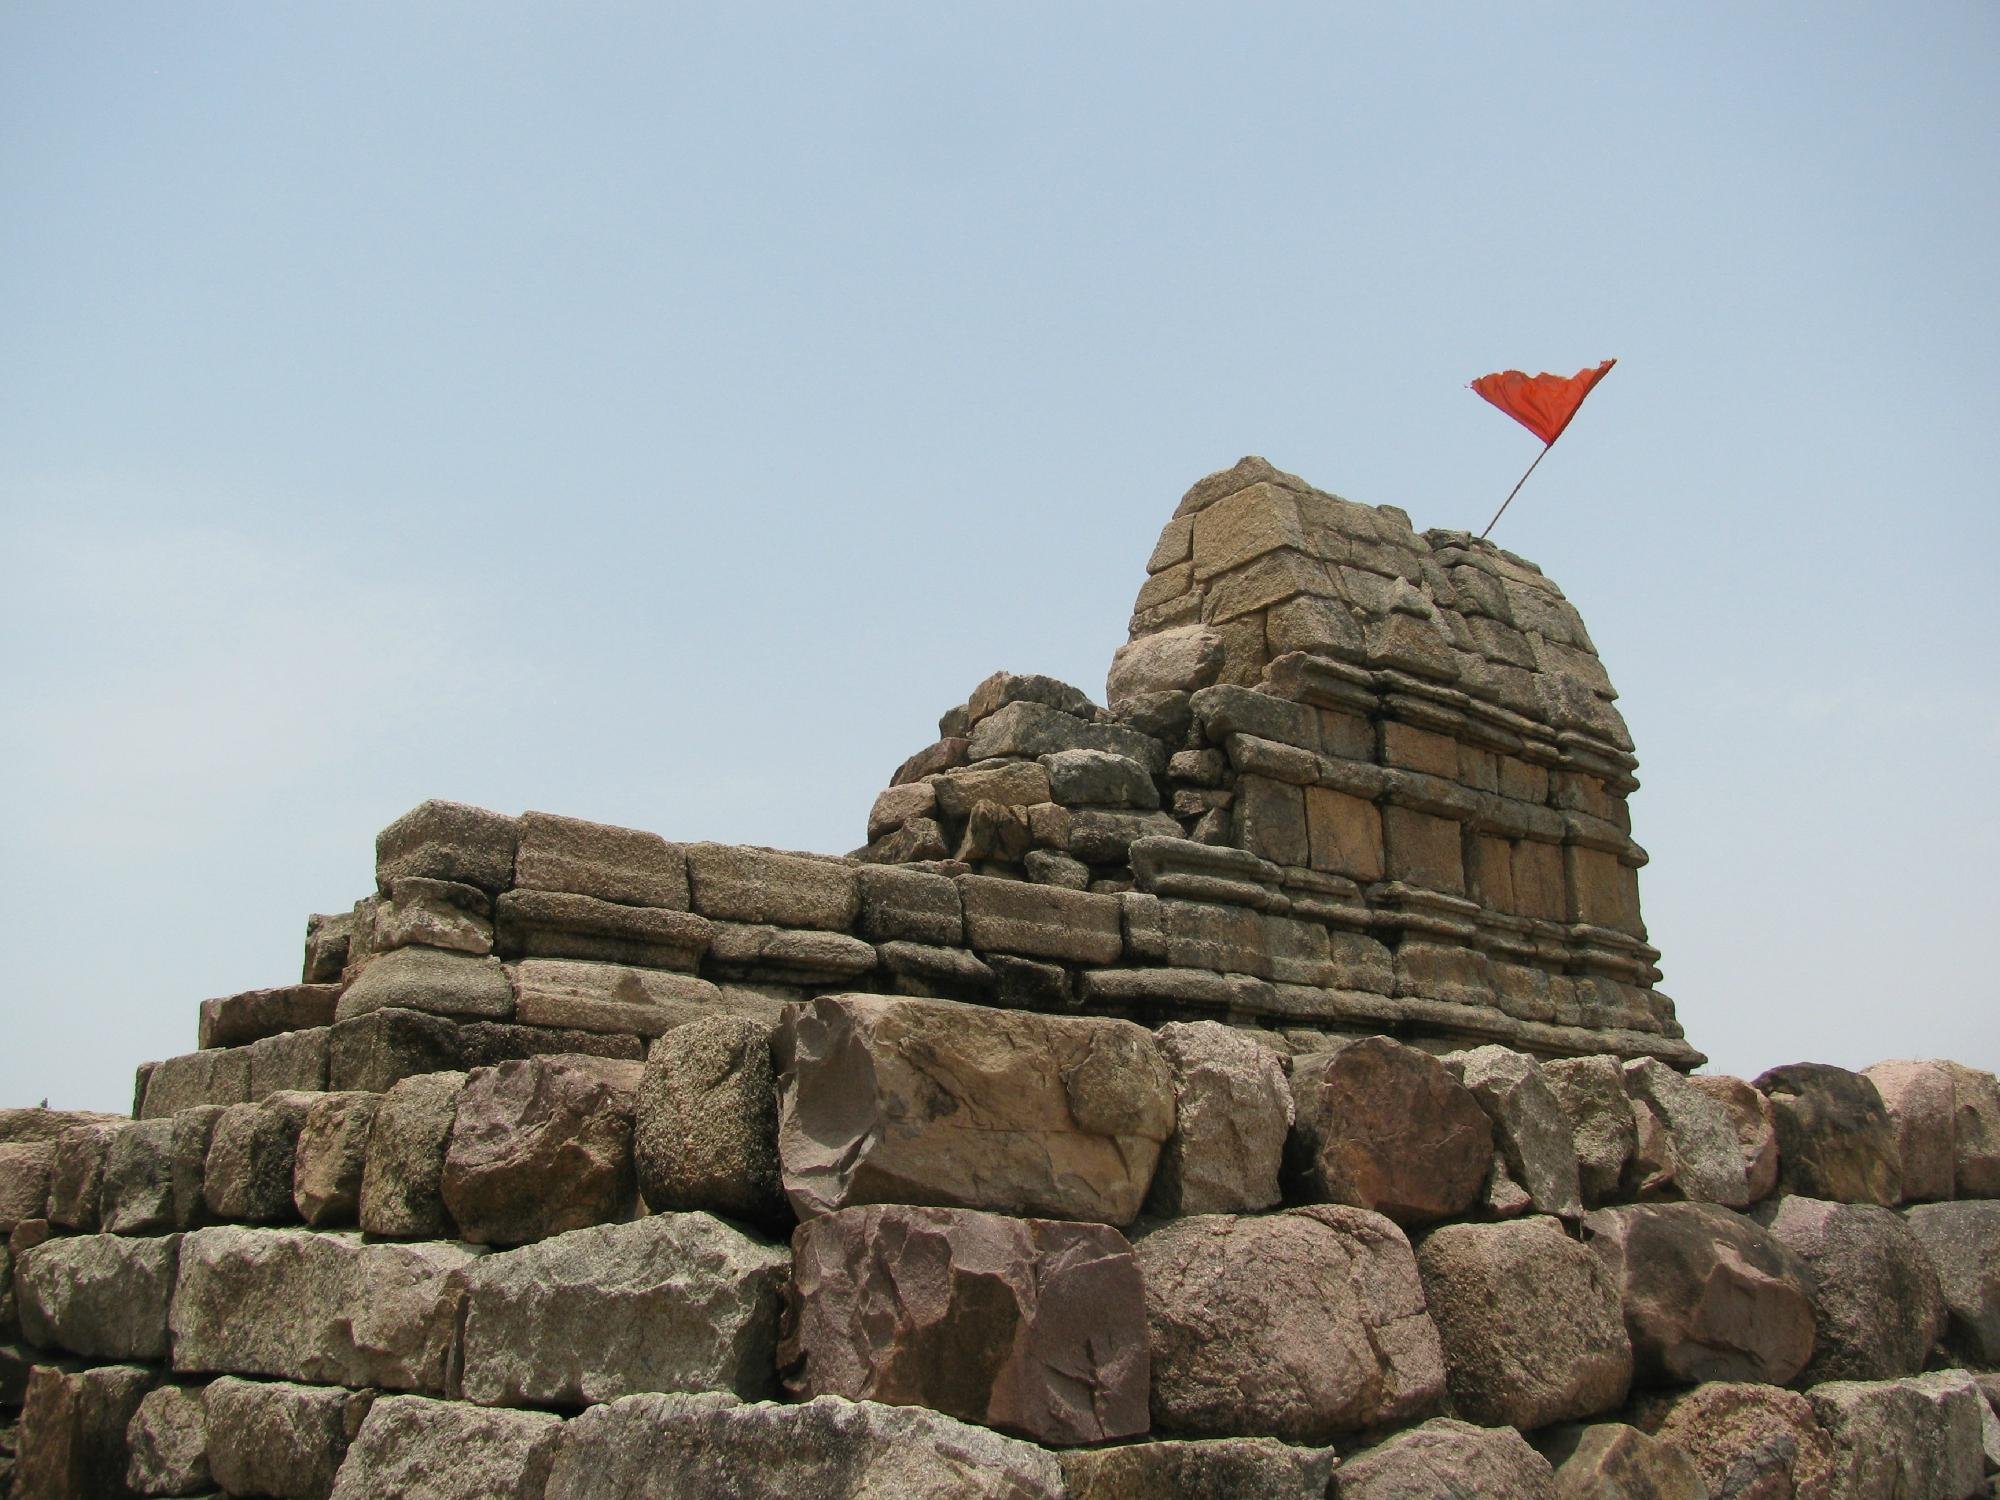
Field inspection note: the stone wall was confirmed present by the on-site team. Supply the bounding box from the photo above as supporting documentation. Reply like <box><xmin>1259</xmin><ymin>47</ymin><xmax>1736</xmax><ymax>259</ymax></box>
<box><xmin>2</xmin><ymin>460</ymin><xmax>1995</xmax><ymax>1498</ymax></box>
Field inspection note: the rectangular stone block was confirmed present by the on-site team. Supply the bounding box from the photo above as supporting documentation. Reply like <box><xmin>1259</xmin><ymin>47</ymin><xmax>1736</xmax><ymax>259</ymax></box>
<box><xmin>17</xmin><ymin>1232</ymin><xmax>180</xmax><ymax>1360</ymax></box>
<box><xmin>1201</xmin><ymin>550</ymin><xmax>1333</xmax><ymax>624</ymax></box>
<box><xmin>455</xmin><ymin>1214</ymin><xmax>789</xmax><ymax>1407</ymax></box>
<box><xmin>958</xmin><ymin>875</ymin><xmax>1123</xmax><ymax>965</ymax></box>
<box><xmin>248</xmin><ymin>1026</ymin><xmax>330</xmax><ymax>1099</ymax></box>
<box><xmin>1305</xmin><ymin>786</ymin><xmax>1384</xmax><ymax>882</ymax></box>
<box><xmin>1161</xmin><ymin>898</ymin><xmax>1268</xmax><ymax>977</ymax></box>
<box><xmin>1380</xmin><ymin>721</ymin><xmax>1459</xmax><ymax>778</ymax></box>
<box><xmin>854</xmin><ymin>865</ymin><xmax>963</xmax><ymax>947</ymax></box>
<box><xmin>376</xmin><ymin>800</ymin><xmax>520</xmax><ymax>895</ymax></box>
<box><xmin>12</xmin><ymin>1363</ymin><xmax>156</xmax><ymax>1499</ymax></box>
<box><xmin>140</xmin><ymin>1048</ymin><xmax>252</xmax><ymax>1120</ymax></box>
<box><xmin>510</xmin><ymin>959</ymin><xmax>725</xmax><ymax>1038</ymax></box>
<box><xmin>327</xmin><ymin>1008</ymin><xmax>463</xmax><ymax>1093</ymax></box>
<box><xmin>198</xmin><ymin>984</ymin><xmax>341</xmax><ymax>1050</ymax></box>
<box><xmin>931</xmin><ymin>761</ymin><xmax>1052</xmax><ymax>820</ymax></box>
<box><xmin>46</xmin><ymin>1123</ymin><xmax>119</xmax><ymax>1231</ymax></box>
<box><xmin>169</xmin><ymin>1226</ymin><xmax>480</xmax><ymax>1392</ymax></box>
<box><xmin>1566</xmin><ymin>846</ymin><xmax>1643</xmax><ymax>935</ymax></box>
<box><xmin>685</xmin><ymin>844</ymin><xmax>860</xmax><ymax>931</ymax></box>
<box><xmin>1234</xmin><ymin>776</ymin><xmax>1309</xmax><ymax>868</ymax></box>
<box><xmin>1318</xmin><ymin>709</ymin><xmax>1373</xmax><ymax>760</ymax></box>
<box><xmin>706</xmin><ymin>924</ymin><xmax>878</xmax><ymax>984</ymax></box>
<box><xmin>336</xmin><ymin>947</ymin><xmax>515</xmax><ymax>1023</ymax></box>
<box><xmin>1511</xmin><ymin>839</ymin><xmax>1566</xmax><ymax>921</ymax></box>
<box><xmin>1471</xmin><ymin>835</ymin><xmax>1516</xmax><ymax>913</ymax></box>
<box><xmin>514</xmin><ymin>810</ymin><xmax>691</xmax><ymax>909</ymax></box>
<box><xmin>454</xmin><ymin>1023</ymin><xmax>644</xmax><ymax>1068</ymax></box>
<box><xmin>370</xmin><ymin>877</ymin><xmax>495</xmax><ymax>957</ymax></box>
<box><xmin>1497</xmin><ymin>755</ymin><xmax>1549</xmax><ymax>804</ymax></box>
<box><xmin>966</xmin><ymin>701</ymin><xmax>1169</xmax><ymax>775</ymax></box>
<box><xmin>1192</xmin><ymin>482</ymin><xmax>1315</xmax><ymax>580</ymax></box>
<box><xmin>777</xmin><ymin>995</ymin><xmax>1174</xmax><ymax>1224</ymax></box>
<box><xmin>1381</xmin><ymin>806</ymin><xmax>1465</xmax><ymax>896</ymax></box>
<box><xmin>495</xmin><ymin>889</ymin><xmax>713</xmax><ymax>968</ymax></box>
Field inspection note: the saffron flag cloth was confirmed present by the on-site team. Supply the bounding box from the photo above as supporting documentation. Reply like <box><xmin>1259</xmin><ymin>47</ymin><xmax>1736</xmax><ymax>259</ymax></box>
<box><xmin>1470</xmin><ymin>358</ymin><xmax>1616</xmax><ymax>446</ymax></box>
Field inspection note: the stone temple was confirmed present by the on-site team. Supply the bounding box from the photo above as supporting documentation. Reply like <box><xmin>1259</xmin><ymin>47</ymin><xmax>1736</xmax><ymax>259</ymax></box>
<box><xmin>0</xmin><ymin>459</ymin><xmax>1995</xmax><ymax>1497</ymax></box>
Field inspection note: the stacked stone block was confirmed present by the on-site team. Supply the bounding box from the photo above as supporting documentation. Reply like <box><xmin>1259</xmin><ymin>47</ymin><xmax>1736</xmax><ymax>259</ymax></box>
<box><xmin>2</xmin><ymin>460</ymin><xmax>1996</xmax><ymax>1497</ymax></box>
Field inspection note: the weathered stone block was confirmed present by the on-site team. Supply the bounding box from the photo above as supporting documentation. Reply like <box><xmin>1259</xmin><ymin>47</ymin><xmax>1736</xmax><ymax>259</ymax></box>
<box><xmin>866</xmin><ymin>780</ymin><xmax>937</xmax><ymax>840</ymax></box>
<box><xmin>1903</xmin><ymin>1199</ymin><xmax>2000</xmax><ymax>1364</ymax></box>
<box><xmin>328</xmin><ymin>1006</ymin><xmax>462</xmax><ymax>1092</ymax></box>
<box><xmin>124</xmin><ymin>1383</ymin><xmax>210</xmax><ymax>1497</ymax></box>
<box><xmin>0</xmin><ymin>1141</ymin><xmax>53</xmax><ymax>1233</ymax></box>
<box><xmin>303</xmin><ymin>909</ymin><xmax>355</xmax><ymax>983</ymax></box>
<box><xmin>1542</xmin><ymin>1056</ymin><xmax>1636</xmax><ymax>1208</ymax></box>
<box><xmin>932</xmin><ymin>760</ymin><xmax>1053</xmax><ymax>821</ymax></box>
<box><xmin>337</xmin><ymin>947</ymin><xmax>513</xmax><ymax>1023</ymax></box>
<box><xmin>1447</xmin><ymin>1046</ymin><xmax>1583</xmax><ymax>1219</ymax></box>
<box><xmin>1583</xmin><ymin>1202</ymin><xmax>1815</xmax><ymax>1386</ymax></box>
<box><xmin>1512</xmin><ymin>837</ymin><xmax>1568</xmax><ymax>920</ymax></box>
<box><xmin>967</xmin><ymin>700</ymin><xmax>1167</xmax><ymax>774</ymax></box>
<box><xmin>375</xmin><ymin>799</ymin><xmax>520</xmax><ymax>894</ymax></box>
<box><xmin>46</xmin><ymin>1122</ymin><xmax>119</xmax><ymax>1231</ymax></box>
<box><xmin>1145</xmin><ymin>1021</ymin><xmax>1292</xmax><ymax>1216</ymax></box>
<box><xmin>1233</xmin><ymin>775</ymin><xmax>1309</xmax><ymax>866</ymax></box>
<box><xmin>12</xmin><ymin>1362</ymin><xmax>155</xmax><ymax>1500</ymax></box>
<box><xmin>635</xmin><ymin>1017</ymin><xmax>784</xmax><ymax>1228</ymax></box>
<box><xmin>514</xmin><ymin>809</ymin><xmax>689</xmax><ymax>908</ymax></box>
<box><xmin>1105</xmin><ymin>625</ymin><xmax>1225</xmax><ymax>712</ymax></box>
<box><xmin>17</xmin><ymin>1232</ymin><xmax>179</xmax><ymax>1360</ymax></box>
<box><xmin>169</xmin><ymin>1226</ymin><xmax>479</xmax><ymax>1392</ymax></box>
<box><xmin>248</xmin><ymin>1025</ymin><xmax>331</xmax><ymax>1098</ymax></box>
<box><xmin>456</xmin><ymin>1213</ymin><xmax>789</xmax><ymax>1407</ymax></box>
<box><xmin>454</xmin><ymin>1017</ymin><xmax>647</xmax><ymax>1067</ymax></box>
<box><xmin>329</xmin><ymin>1395</ymin><xmax>564</xmax><ymax>1500</ymax></box>
<box><xmin>1624</xmin><ymin>1384</ymin><xmax>1832</xmax><ymax>1500</ymax></box>
<box><xmin>543</xmin><ymin>1391</ymin><xmax>1066</xmax><ymax>1499</ymax></box>
<box><xmin>1686</xmin><ymin>1073</ymin><xmax>1781</xmax><ymax>1204</ymax></box>
<box><xmin>1416</xmin><ymin>1216</ymin><xmax>1631</xmax><ymax>1430</ymax></box>
<box><xmin>1864</xmin><ymin>1059</ymin><xmax>1957</xmax><ymax>1203</ymax></box>
<box><xmin>359</xmin><ymin>1071</ymin><xmax>467</xmax><ymax>1239</ymax></box>
<box><xmin>204</xmin><ymin>1093</ymin><xmax>314</xmax><ymax>1223</ymax></box>
<box><xmin>777</xmin><ymin>995</ymin><xmax>1173</xmax><ymax>1225</ymax></box>
<box><xmin>1287</xmin><ymin>1036</ymin><xmax>1493</xmax><ymax>1228</ymax></box>
<box><xmin>441</xmin><ymin>1055</ymin><xmax>643</xmax><ymax>1245</ymax></box>
<box><xmin>1061</xmin><ymin>1438</ymin><xmax>1336</xmax><ymax>1500</ymax></box>
<box><xmin>1754</xmin><ymin>1194</ymin><xmax>1946</xmax><ymax>1382</ymax></box>
<box><xmin>1754</xmin><ymin>1062</ymin><xmax>1902</xmax><ymax>1206</ymax></box>
<box><xmin>139</xmin><ymin>1048</ymin><xmax>251</xmax><ymax>1119</ymax></box>
<box><xmin>203</xmin><ymin>1375</ymin><xmax>373</xmax><ymax>1500</ymax></box>
<box><xmin>707</xmin><ymin>923</ymin><xmax>878</xmax><ymax>983</ymax></box>
<box><xmin>1945</xmin><ymin>1059</ymin><xmax>2000</xmax><ymax>1196</ymax></box>
<box><xmin>292</xmin><ymin>1090</ymin><xmax>380</xmax><ymax>1227</ymax></box>
<box><xmin>784</xmin><ymin>1204</ymin><xmax>1146</xmax><ymax>1445</ymax></box>
<box><xmin>509</xmin><ymin>957</ymin><xmax>722</xmax><ymax>1037</ymax></box>
<box><xmin>496</xmin><ymin>888</ymin><xmax>714</xmax><ymax>967</ymax></box>
<box><xmin>1566</xmin><ymin>845</ymin><xmax>1642</xmax><ymax>934</ymax></box>
<box><xmin>1335</xmin><ymin>1418</ymin><xmax>1555</xmax><ymax>1499</ymax></box>
<box><xmin>1533</xmin><ymin>1422</ymin><xmax>1706</xmax><ymax>1500</ymax></box>
<box><xmin>685</xmin><ymin>843</ymin><xmax>859</xmax><ymax>931</ymax></box>
<box><xmin>198</xmin><ymin>983</ymin><xmax>341</xmax><ymax>1050</ymax></box>
<box><xmin>958</xmin><ymin>874</ymin><xmax>1123</xmax><ymax>963</ymax></box>
<box><xmin>1381</xmin><ymin>804</ymin><xmax>1465</xmax><ymax>894</ymax></box>
<box><xmin>1622</xmin><ymin>1057</ymin><xmax>1755</xmax><ymax>1208</ymax></box>
<box><xmin>1304</xmin><ymin>785</ymin><xmax>1384</xmax><ymax>882</ymax></box>
<box><xmin>370</xmin><ymin>876</ymin><xmax>495</xmax><ymax>957</ymax></box>
<box><xmin>1807</xmin><ymin>1373</ymin><xmax>1985</xmax><ymax>1500</ymax></box>
<box><xmin>853</xmin><ymin>864</ymin><xmax>962</xmax><ymax>946</ymax></box>
<box><xmin>1136</xmin><ymin>1205</ymin><xmax>1444</xmax><ymax>1443</ymax></box>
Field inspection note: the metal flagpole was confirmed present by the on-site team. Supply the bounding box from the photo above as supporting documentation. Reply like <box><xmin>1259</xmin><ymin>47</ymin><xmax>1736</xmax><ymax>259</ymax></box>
<box><xmin>1479</xmin><ymin>443</ymin><xmax>1552</xmax><ymax>540</ymax></box>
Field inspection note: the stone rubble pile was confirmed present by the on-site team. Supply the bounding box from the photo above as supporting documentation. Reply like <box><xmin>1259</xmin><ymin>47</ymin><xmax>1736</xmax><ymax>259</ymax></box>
<box><xmin>1</xmin><ymin>460</ymin><xmax>1994</xmax><ymax>1499</ymax></box>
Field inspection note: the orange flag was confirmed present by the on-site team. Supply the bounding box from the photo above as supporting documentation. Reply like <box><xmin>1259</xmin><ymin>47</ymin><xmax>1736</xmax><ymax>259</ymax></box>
<box><xmin>1471</xmin><ymin>358</ymin><xmax>1617</xmax><ymax>446</ymax></box>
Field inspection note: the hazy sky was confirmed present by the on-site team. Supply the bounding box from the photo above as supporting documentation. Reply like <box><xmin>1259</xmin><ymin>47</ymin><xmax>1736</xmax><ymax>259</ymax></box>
<box><xmin>4</xmin><ymin>6</ymin><xmax>1995</xmax><ymax>1110</ymax></box>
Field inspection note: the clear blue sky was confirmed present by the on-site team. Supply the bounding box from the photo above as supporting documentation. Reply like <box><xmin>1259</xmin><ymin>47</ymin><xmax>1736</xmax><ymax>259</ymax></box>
<box><xmin>4</xmin><ymin>5</ymin><xmax>1995</xmax><ymax>1109</ymax></box>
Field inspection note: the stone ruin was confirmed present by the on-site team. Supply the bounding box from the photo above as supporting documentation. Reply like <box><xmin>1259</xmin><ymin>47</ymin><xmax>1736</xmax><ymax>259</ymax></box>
<box><xmin>0</xmin><ymin>457</ymin><xmax>1995</xmax><ymax>1498</ymax></box>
